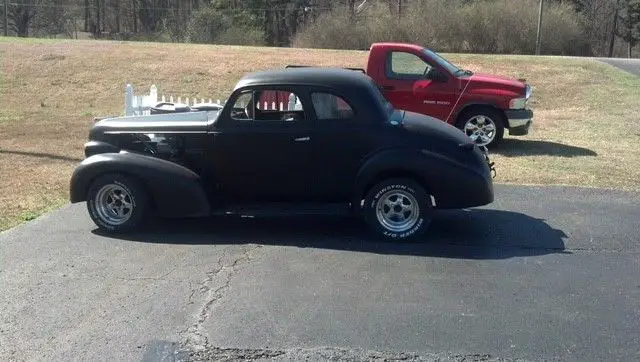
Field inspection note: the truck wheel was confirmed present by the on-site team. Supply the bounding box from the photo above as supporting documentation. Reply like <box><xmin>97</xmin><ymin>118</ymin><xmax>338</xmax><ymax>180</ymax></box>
<box><xmin>456</xmin><ymin>107</ymin><xmax>504</xmax><ymax>148</ymax></box>
<box><xmin>362</xmin><ymin>178</ymin><xmax>432</xmax><ymax>242</ymax></box>
<box><xmin>86</xmin><ymin>173</ymin><xmax>151</xmax><ymax>233</ymax></box>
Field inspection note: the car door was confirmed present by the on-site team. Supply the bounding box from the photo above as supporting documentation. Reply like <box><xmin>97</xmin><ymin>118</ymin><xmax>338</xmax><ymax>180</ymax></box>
<box><xmin>378</xmin><ymin>50</ymin><xmax>458</xmax><ymax>121</ymax></box>
<box><xmin>210</xmin><ymin>87</ymin><xmax>314</xmax><ymax>202</ymax></box>
<box><xmin>307</xmin><ymin>90</ymin><xmax>380</xmax><ymax>202</ymax></box>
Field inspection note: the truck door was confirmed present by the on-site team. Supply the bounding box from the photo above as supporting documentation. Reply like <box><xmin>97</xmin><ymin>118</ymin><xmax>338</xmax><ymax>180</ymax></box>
<box><xmin>378</xmin><ymin>50</ymin><xmax>457</xmax><ymax>122</ymax></box>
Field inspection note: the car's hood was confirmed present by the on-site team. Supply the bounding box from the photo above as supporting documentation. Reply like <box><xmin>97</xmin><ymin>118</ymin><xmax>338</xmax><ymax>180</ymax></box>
<box><xmin>397</xmin><ymin>110</ymin><xmax>474</xmax><ymax>148</ymax></box>
<box><xmin>469</xmin><ymin>72</ymin><xmax>525</xmax><ymax>87</ymax></box>
<box><xmin>90</xmin><ymin>110</ymin><xmax>219</xmax><ymax>137</ymax></box>
<box><xmin>462</xmin><ymin>72</ymin><xmax>526</xmax><ymax>97</ymax></box>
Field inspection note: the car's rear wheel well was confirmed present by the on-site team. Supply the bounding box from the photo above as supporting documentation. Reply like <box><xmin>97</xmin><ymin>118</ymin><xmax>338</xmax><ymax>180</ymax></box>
<box><xmin>358</xmin><ymin>169</ymin><xmax>435</xmax><ymax>210</ymax></box>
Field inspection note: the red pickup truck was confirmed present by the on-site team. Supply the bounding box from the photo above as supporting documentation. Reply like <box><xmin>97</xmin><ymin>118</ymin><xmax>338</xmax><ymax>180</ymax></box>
<box><xmin>288</xmin><ymin>42</ymin><xmax>534</xmax><ymax>147</ymax></box>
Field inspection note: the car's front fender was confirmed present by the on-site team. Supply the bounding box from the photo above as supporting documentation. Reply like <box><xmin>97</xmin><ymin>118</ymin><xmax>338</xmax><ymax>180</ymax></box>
<box><xmin>69</xmin><ymin>151</ymin><xmax>211</xmax><ymax>218</ymax></box>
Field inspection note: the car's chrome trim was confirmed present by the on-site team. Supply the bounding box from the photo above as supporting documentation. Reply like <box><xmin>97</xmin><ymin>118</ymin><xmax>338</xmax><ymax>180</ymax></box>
<box><xmin>506</xmin><ymin>118</ymin><xmax>530</xmax><ymax>128</ymax></box>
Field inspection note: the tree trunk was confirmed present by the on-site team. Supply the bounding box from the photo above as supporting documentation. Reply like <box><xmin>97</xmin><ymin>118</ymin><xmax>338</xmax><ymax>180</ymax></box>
<box><xmin>101</xmin><ymin>0</ymin><xmax>106</xmax><ymax>33</ymax></box>
<box><xmin>629</xmin><ymin>42</ymin><xmax>633</xmax><ymax>58</ymax></box>
<box><xmin>132</xmin><ymin>0</ymin><xmax>137</xmax><ymax>33</ymax></box>
<box><xmin>115</xmin><ymin>0</ymin><xmax>121</xmax><ymax>33</ymax></box>
<box><xmin>347</xmin><ymin>0</ymin><xmax>355</xmax><ymax>20</ymax></box>
<box><xmin>95</xmin><ymin>0</ymin><xmax>101</xmax><ymax>37</ymax></box>
<box><xmin>608</xmin><ymin>0</ymin><xmax>620</xmax><ymax>58</ymax></box>
<box><xmin>84</xmin><ymin>0</ymin><xmax>90</xmax><ymax>32</ymax></box>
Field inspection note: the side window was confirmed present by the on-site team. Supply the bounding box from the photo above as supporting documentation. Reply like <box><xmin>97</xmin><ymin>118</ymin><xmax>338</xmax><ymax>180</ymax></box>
<box><xmin>230</xmin><ymin>91</ymin><xmax>253</xmax><ymax>120</ymax></box>
<box><xmin>231</xmin><ymin>89</ymin><xmax>305</xmax><ymax>122</ymax></box>
<box><xmin>311</xmin><ymin>92</ymin><xmax>354</xmax><ymax>120</ymax></box>
<box><xmin>388</xmin><ymin>51</ymin><xmax>431</xmax><ymax>79</ymax></box>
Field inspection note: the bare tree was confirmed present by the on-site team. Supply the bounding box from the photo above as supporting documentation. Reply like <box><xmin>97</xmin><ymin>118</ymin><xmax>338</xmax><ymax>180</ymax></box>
<box><xmin>617</xmin><ymin>0</ymin><xmax>640</xmax><ymax>57</ymax></box>
<box><xmin>7</xmin><ymin>0</ymin><xmax>41</xmax><ymax>37</ymax></box>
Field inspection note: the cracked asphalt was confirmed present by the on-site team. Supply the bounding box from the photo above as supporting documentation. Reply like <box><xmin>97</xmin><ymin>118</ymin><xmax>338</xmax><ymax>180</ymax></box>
<box><xmin>1</xmin><ymin>184</ymin><xmax>639</xmax><ymax>361</ymax></box>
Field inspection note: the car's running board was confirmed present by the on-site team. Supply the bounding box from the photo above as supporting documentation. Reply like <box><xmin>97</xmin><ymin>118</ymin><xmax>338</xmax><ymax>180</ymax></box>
<box><xmin>210</xmin><ymin>202</ymin><xmax>353</xmax><ymax>217</ymax></box>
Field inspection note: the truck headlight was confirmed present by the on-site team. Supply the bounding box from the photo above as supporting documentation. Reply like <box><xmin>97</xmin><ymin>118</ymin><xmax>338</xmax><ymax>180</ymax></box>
<box><xmin>525</xmin><ymin>84</ymin><xmax>533</xmax><ymax>99</ymax></box>
<box><xmin>509</xmin><ymin>97</ymin><xmax>527</xmax><ymax>109</ymax></box>
<box><xmin>510</xmin><ymin>84</ymin><xmax>532</xmax><ymax>109</ymax></box>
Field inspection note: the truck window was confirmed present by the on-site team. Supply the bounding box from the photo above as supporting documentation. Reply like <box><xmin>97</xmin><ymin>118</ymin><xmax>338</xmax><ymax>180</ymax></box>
<box><xmin>388</xmin><ymin>51</ymin><xmax>432</xmax><ymax>79</ymax></box>
<box><xmin>311</xmin><ymin>92</ymin><xmax>354</xmax><ymax>120</ymax></box>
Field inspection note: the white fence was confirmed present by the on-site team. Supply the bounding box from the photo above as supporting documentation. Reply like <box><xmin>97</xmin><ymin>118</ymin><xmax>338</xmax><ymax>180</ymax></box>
<box><xmin>124</xmin><ymin>84</ymin><xmax>302</xmax><ymax>116</ymax></box>
<box><xmin>124</xmin><ymin>84</ymin><xmax>225</xmax><ymax>116</ymax></box>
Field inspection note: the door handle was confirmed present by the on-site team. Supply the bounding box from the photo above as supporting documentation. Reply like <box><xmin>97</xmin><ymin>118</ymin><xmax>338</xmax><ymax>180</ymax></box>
<box><xmin>294</xmin><ymin>136</ymin><xmax>310</xmax><ymax>142</ymax></box>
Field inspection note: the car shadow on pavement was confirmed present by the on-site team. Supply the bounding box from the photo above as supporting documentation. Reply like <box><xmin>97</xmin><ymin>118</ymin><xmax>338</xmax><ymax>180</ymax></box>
<box><xmin>92</xmin><ymin>208</ymin><xmax>569</xmax><ymax>260</ymax></box>
<box><xmin>493</xmin><ymin>139</ymin><xmax>597</xmax><ymax>157</ymax></box>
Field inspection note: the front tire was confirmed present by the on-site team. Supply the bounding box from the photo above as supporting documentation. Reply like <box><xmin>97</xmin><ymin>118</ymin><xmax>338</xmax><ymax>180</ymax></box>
<box><xmin>362</xmin><ymin>178</ymin><xmax>432</xmax><ymax>242</ymax></box>
<box><xmin>86</xmin><ymin>173</ymin><xmax>151</xmax><ymax>233</ymax></box>
<box><xmin>456</xmin><ymin>107</ymin><xmax>505</xmax><ymax>148</ymax></box>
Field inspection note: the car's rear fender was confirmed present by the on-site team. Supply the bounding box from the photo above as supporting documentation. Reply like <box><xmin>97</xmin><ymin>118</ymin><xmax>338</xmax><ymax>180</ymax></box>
<box><xmin>69</xmin><ymin>151</ymin><xmax>211</xmax><ymax>218</ymax></box>
<box><xmin>352</xmin><ymin>148</ymin><xmax>493</xmax><ymax>211</ymax></box>
<box><xmin>353</xmin><ymin>149</ymin><xmax>431</xmax><ymax>207</ymax></box>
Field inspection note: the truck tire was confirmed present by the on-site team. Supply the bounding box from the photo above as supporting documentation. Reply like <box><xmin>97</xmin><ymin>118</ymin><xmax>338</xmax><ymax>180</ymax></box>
<box><xmin>86</xmin><ymin>173</ymin><xmax>151</xmax><ymax>233</ymax></box>
<box><xmin>362</xmin><ymin>178</ymin><xmax>432</xmax><ymax>242</ymax></box>
<box><xmin>455</xmin><ymin>107</ymin><xmax>504</xmax><ymax>148</ymax></box>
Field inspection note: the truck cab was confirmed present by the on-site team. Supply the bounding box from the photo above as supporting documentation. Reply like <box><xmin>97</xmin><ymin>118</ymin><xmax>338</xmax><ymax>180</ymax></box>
<box><xmin>364</xmin><ymin>42</ymin><xmax>533</xmax><ymax>147</ymax></box>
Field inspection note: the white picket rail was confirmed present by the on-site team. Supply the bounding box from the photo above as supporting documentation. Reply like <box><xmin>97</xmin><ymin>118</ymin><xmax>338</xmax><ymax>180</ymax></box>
<box><xmin>124</xmin><ymin>84</ymin><xmax>302</xmax><ymax>116</ymax></box>
<box><xmin>124</xmin><ymin>84</ymin><xmax>225</xmax><ymax>116</ymax></box>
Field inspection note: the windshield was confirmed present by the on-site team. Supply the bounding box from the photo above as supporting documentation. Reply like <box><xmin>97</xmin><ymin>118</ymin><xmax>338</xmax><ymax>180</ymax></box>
<box><xmin>423</xmin><ymin>48</ymin><xmax>469</xmax><ymax>76</ymax></box>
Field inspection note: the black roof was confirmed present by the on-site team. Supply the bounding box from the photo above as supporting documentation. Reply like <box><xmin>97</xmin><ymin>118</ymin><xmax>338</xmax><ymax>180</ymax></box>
<box><xmin>234</xmin><ymin>67</ymin><xmax>379</xmax><ymax>93</ymax></box>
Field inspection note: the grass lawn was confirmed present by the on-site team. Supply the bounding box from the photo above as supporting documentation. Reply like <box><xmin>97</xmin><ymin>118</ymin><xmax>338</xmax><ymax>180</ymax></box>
<box><xmin>1</xmin><ymin>38</ymin><xmax>639</xmax><ymax>231</ymax></box>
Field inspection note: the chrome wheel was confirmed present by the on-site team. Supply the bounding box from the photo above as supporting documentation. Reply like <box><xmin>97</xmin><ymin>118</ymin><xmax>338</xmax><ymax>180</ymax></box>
<box><xmin>94</xmin><ymin>183</ymin><xmax>134</xmax><ymax>226</ymax></box>
<box><xmin>463</xmin><ymin>115</ymin><xmax>497</xmax><ymax>146</ymax></box>
<box><xmin>375</xmin><ymin>189</ymin><xmax>420</xmax><ymax>233</ymax></box>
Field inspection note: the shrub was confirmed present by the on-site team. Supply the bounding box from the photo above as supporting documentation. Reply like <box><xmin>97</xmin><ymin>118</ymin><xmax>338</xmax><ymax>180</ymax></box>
<box><xmin>214</xmin><ymin>25</ymin><xmax>267</xmax><ymax>46</ymax></box>
<box><xmin>292</xmin><ymin>4</ymin><xmax>369</xmax><ymax>49</ymax></box>
<box><xmin>292</xmin><ymin>0</ymin><xmax>591</xmax><ymax>55</ymax></box>
<box><xmin>185</xmin><ymin>7</ymin><xmax>232</xmax><ymax>44</ymax></box>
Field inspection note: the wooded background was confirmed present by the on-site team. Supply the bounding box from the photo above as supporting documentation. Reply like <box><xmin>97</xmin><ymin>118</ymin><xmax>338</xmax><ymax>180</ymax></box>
<box><xmin>2</xmin><ymin>0</ymin><xmax>639</xmax><ymax>57</ymax></box>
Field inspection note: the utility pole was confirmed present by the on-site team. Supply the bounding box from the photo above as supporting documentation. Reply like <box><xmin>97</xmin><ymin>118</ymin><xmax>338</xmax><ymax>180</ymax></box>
<box><xmin>4</xmin><ymin>0</ymin><xmax>8</xmax><ymax>36</ymax></box>
<box><xmin>535</xmin><ymin>0</ymin><xmax>544</xmax><ymax>55</ymax></box>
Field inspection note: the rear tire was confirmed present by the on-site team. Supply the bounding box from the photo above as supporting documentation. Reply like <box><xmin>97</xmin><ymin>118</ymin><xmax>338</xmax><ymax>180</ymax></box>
<box><xmin>362</xmin><ymin>178</ymin><xmax>432</xmax><ymax>242</ymax></box>
<box><xmin>86</xmin><ymin>173</ymin><xmax>151</xmax><ymax>233</ymax></box>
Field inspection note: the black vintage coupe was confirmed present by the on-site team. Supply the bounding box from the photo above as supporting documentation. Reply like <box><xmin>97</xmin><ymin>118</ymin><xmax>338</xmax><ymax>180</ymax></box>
<box><xmin>69</xmin><ymin>67</ymin><xmax>495</xmax><ymax>241</ymax></box>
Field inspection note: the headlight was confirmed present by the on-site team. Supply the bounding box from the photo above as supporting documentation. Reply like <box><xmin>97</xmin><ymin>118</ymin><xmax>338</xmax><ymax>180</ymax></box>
<box><xmin>510</xmin><ymin>84</ymin><xmax>532</xmax><ymax>109</ymax></box>
<box><xmin>509</xmin><ymin>97</ymin><xmax>527</xmax><ymax>109</ymax></box>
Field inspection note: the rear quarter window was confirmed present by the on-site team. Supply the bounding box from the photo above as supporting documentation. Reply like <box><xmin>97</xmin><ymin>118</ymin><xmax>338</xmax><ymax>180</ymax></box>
<box><xmin>311</xmin><ymin>92</ymin><xmax>355</xmax><ymax>120</ymax></box>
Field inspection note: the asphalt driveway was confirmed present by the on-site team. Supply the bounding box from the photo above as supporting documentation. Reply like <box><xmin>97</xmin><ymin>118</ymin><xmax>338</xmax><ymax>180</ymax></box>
<box><xmin>597</xmin><ymin>57</ymin><xmax>640</xmax><ymax>76</ymax></box>
<box><xmin>1</xmin><ymin>184</ymin><xmax>639</xmax><ymax>361</ymax></box>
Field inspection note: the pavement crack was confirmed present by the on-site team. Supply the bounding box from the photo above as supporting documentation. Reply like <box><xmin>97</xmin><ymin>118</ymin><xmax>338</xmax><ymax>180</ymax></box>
<box><xmin>113</xmin><ymin>267</ymin><xmax>178</xmax><ymax>282</ymax></box>
<box><xmin>179</xmin><ymin>244</ymin><xmax>263</xmax><ymax>353</ymax></box>
<box><xmin>177</xmin><ymin>345</ymin><xmax>521</xmax><ymax>361</ymax></box>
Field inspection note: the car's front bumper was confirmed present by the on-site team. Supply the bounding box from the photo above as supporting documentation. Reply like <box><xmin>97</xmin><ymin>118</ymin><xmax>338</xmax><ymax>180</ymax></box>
<box><xmin>505</xmin><ymin>108</ymin><xmax>533</xmax><ymax>136</ymax></box>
